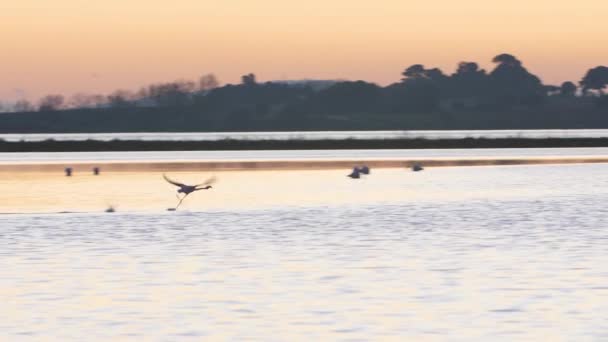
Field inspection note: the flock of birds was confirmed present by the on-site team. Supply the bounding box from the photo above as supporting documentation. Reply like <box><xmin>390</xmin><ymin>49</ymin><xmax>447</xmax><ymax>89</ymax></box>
<box><xmin>162</xmin><ymin>163</ymin><xmax>423</xmax><ymax>210</ymax></box>
<box><xmin>66</xmin><ymin>162</ymin><xmax>424</xmax><ymax>212</ymax></box>
<box><xmin>348</xmin><ymin>163</ymin><xmax>424</xmax><ymax>179</ymax></box>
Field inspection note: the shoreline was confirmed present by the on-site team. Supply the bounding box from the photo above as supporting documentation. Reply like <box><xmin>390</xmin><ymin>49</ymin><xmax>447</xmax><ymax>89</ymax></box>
<box><xmin>2</xmin><ymin>156</ymin><xmax>608</xmax><ymax>172</ymax></box>
<box><xmin>4</xmin><ymin>137</ymin><xmax>608</xmax><ymax>152</ymax></box>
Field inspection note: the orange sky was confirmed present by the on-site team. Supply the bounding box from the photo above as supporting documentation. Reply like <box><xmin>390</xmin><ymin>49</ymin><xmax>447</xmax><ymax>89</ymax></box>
<box><xmin>1</xmin><ymin>0</ymin><xmax>606</xmax><ymax>102</ymax></box>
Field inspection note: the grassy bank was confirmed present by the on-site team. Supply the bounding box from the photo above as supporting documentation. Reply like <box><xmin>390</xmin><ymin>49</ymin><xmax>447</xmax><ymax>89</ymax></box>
<box><xmin>3</xmin><ymin>137</ymin><xmax>608</xmax><ymax>152</ymax></box>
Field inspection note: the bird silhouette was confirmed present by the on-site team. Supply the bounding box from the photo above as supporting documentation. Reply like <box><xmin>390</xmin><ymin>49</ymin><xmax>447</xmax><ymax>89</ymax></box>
<box><xmin>348</xmin><ymin>165</ymin><xmax>371</xmax><ymax>179</ymax></box>
<box><xmin>163</xmin><ymin>174</ymin><xmax>216</xmax><ymax>210</ymax></box>
<box><xmin>347</xmin><ymin>167</ymin><xmax>361</xmax><ymax>179</ymax></box>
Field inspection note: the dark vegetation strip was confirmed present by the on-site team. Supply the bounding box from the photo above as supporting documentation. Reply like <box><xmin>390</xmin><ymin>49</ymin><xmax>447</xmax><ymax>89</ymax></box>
<box><xmin>3</xmin><ymin>138</ymin><xmax>608</xmax><ymax>152</ymax></box>
<box><xmin>2</xmin><ymin>54</ymin><xmax>607</xmax><ymax>133</ymax></box>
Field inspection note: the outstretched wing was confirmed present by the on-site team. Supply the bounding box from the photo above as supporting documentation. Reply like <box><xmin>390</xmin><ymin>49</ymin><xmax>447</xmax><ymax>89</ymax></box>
<box><xmin>196</xmin><ymin>175</ymin><xmax>217</xmax><ymax>187</ymax></box>
<box><xmin>163</xmin><ymin>174</ymin><xmax>186</xmax><ymax>187</ymax></box>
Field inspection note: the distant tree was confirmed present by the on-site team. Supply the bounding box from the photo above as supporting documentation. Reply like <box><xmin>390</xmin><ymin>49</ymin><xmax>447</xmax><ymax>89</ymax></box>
<box><xmin>196</xmin><ymin>80</ymin><xmax>313</xmax><ymax>119</ymax></box>
<box><xmin>394</xmin><ymin>64</ymin><xmax>448</xmax><ymax>112</ymax></box>
<box><xmin>241</xmin><ymin>73</ymin><xmax>257</xmax><ymax>86</ymax></box>
<box><xmin>455</xmin><ymin>62</ymin><xmax>483</xmax><ymax>75</ymax></box>
<box><xmin>148</xmin><ymin>80</ymin><xmax>196</xmax><ymax>106</ymax></box>
<box><xmin>135</xmin><ymin>87</ymin><xmax>149</xmax><ymax>99</ymax></box>
<box><xmin>488</xmin><ymin>53</ymin><xmax>544</xmax><ymax>106</ymax></box>
<box><xmin>38</xmin><ymin>95</ymin><xmax>65</xmax><ymax>111</ymax></box>
<box><xmin>107</xmin><ymin>90</ymin><xmax>134</xmax><ymax>108</ymax></box>
<box><xmin>199</xmin><ymin>74</ymin><xmax>220</xmax><ymax>92</ymax></box>
<box><xmin>14</xmin><ymin>99</ymin><xmax>34</xmax><ymax>112</ymax></box>
<box><xmin>402</xmin><ymin>64</ymin><xmax>426</xmax><ymax>80</ymax></box>
<box><xmin>402</xmin><ymin>65</ymin><xmax>447</xmax><ymax>83</ymax></box>
<box><xmin>314</xmin><ymin>81</ymin><xmax>382</xmax><ymax>114</ymax></box>
<box><xmin>69</xmin><ymin>93</ymin><xmax>107</xmax><ymax>109</ymax></box>
<box><xmin>449</xmin><ymin>62</ymin><xmax>488</xmax><ymax>102</ymax></box>
<box><xmin>560</xmin><ymin>81</ymin><xmax>577</xmax><ymax>97</ymax></box>
<box><xmin>90</xmin><ymin>94</ymin><xmax>107</xmax><ymax>107</ymax></box>
<box><xmin>580</xmin><ymin>66</ymin><xmax>608</xmax><ymax>95</ymax></box>
<box><xmin>492</xmin><ymin>53</ymin><xmax>522</xmax><ymax>67</ymax></box>
<box><xmin>69</xmin><ymin>93</ymin><xmax>91</xmax><ymax>108</ymax></box>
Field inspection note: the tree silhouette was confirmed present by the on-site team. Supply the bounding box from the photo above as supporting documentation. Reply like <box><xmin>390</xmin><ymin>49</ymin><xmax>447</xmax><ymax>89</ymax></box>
<box><xmin>492</xmin><ymin>53</ymin><xmax>522</xmax><ymax>67</ymax></box>
<box><xmin>14</xmin><ymin>100</ymin><xmax>34</xmax><ymax>112</ymax></box>
<box><xmin>402</xmin><ymin>65</ymin><xmax>447</xmax><ymax>83</ymax></box>
<box><xmin>560</xmin><ymin>81</ymin><xmax>577</xmax><ymax>97</ymax></box>
<box><xmin>69</xmin><ymin>93</ymin><xmax>105</xmax><ymax>109</ymax></box>
<box><xmin>147</xmin><ymin>80</ymin><xmax>195</xmax><ymax>106</ymax></box>
<box><xmin>488</xmin><ymin>53</ymin><xmax>543</xmax><ymax>106</ymax></box>
<box><xmin>449</xmin><ymin>62</ymin><xmax>488</xmax><ymax>103</ymax></box>
<box><xmin>241</xmin><ymin>73</ymin><xmax>257</xmax><ymax>86</ymax></box>
<box><xmin>199</xmin><ymin>74</ymin><xmax>220</xmax><ymax>92</ymax></box>
<box><xmin>581</xmin><ymin>66</ymin><xmax>608</xmax><ymax>95</ymax></box>
<box><xmin>314</xmin><ymin>81</ymin><xmax>382</xmax><ymax>114</ymax></box>
<box><xmin>456</xmin><ymin>62</ymin><xmax>483</xmax><ymax>75</ymax></box>
<box><xmin>395</xmin><ymin>64</ymin><xmax>448</xmax><ymax>112</ymax></box>
<box><xmin>38</xmin><ymin>95</ymin><xmax>65</xmax><ymax>111</ymax></box>
<box><xmin>402</xmin><ymin>64</ymin><xmax>426</xmax><ymax>80</ymax></box>
<box><xmin>107</xmin><ymin>90</ymin><xmax>135</xmax><ymax>108</ymax></box>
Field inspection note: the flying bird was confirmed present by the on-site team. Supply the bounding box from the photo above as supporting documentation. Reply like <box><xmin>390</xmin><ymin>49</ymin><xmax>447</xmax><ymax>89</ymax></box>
<box><xmin>163</xmin><ymin>174</ymin><xmax>217</xmax><ymax>210</ymax></box>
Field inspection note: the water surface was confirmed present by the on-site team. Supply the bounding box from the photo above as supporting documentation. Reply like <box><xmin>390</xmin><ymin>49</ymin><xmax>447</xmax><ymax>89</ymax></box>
<box><xmin>3</xmin><ymin>147</ymin><xmax>608</xmax><ymax>163</ymax></box>
<box><xmin>2</xmin><ymin>164</ymin><xmax>608</xmax><ymax>340</ymax></box>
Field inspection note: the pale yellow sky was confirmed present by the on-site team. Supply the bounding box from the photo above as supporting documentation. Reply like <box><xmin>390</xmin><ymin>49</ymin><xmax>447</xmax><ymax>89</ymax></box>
<box><xmin>1</xmin><ymin>0</ymin><xmax>606</xmax><ymax>101</ymax></box>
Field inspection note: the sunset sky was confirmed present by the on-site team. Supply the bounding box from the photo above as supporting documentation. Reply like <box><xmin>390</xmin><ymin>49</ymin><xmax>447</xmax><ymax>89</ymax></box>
<box><xmin>1</xmin><ymin>0</ymin><xmax>606</xmax><ymax>102</ymax></box>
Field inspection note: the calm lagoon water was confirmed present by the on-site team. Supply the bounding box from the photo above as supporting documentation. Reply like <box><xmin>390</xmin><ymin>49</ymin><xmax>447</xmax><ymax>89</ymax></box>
<box><xmin>3</xmin><ymin>147</ymin><xmax>608</xmax><ymax>163</ymax></box>
<box><xmin>2</xmin><ymin>163</ymin><xmax>608</xmax><ymax>340</ymax></box>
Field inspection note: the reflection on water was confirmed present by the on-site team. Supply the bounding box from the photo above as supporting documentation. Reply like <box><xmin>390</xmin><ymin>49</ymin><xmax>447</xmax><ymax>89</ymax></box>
<box><xmin>2</xmin><ymin>164</ymin><xmax>608</xmax><ymax>340</ymax></box>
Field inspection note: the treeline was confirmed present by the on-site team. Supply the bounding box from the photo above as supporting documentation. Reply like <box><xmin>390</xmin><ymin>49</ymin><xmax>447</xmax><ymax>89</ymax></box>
<box><xmin>4</xmin><ymin>74</ymin><xmax>221</xmax><ymax>113</ymax></box>
<box><xmin>6</xmin><ymin>138</ymin><xmax>608</xmax><ymax>153</ymax></box>
<box><xmin>1</xmin><ymin>53</ymin><xmax>607</xmax><ymax>132</ymax></box>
